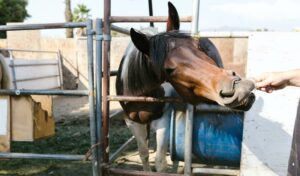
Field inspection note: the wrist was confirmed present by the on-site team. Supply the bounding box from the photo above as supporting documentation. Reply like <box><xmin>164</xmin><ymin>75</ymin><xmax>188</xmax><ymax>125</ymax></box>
<box><xmin>284</xmin><ymin>69</ymin><xmax>300</xmax><ymax>86</ymax></box>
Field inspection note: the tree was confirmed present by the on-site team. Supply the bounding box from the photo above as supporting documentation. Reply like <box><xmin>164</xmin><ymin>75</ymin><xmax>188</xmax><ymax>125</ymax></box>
<box><xmin>73</xmin><ymin>4</ymin><xmax>91</xmax><ymax>37</ymax></box>
<box><xmin>0</xmin><ymin>0</ymin><xmax>30</xmax><ymax>38</ymax></box>
<box><xmin>73</xmin><ymin>4</ymin><xmax>91</xmax><ymax>22</ymax></box>
<box><xmin>65</xmin><ymin>0</ymin><xmax>73</xmax><ymax>38</ymax></box>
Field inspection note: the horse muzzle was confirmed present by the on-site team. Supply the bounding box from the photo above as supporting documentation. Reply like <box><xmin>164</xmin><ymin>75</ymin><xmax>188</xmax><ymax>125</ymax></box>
<box><xmin>219</xmin><ymin>79</ymin><xmax>256</xmax><ymax>111</ymax></box>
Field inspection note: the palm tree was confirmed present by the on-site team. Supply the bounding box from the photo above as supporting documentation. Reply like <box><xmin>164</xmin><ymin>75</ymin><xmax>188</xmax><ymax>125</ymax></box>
<box><xmin>73</xmin><ymin>4</ymin><xmax>91</xmax><ymax>37</ymax></box>
<box><xmin>65</xmin><ymin>0</ymin><xmax>73</xmax><ymax>38</ymax></box>
<box><xmin>73</xmin><ymin>4</ymin><xmax>90</xmax><ymax>22</ymax></box>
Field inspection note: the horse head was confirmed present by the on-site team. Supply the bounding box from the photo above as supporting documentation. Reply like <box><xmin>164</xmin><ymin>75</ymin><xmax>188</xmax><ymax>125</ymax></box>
<box><xmin>129</xmin><ymin>2</ymin><xmax>255</xmax><ymax>111</ymax></box>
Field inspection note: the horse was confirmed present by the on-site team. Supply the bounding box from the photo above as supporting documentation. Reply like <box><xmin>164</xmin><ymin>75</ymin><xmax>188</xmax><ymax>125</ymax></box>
<box><xmin>116</xmin><ymin>2</ymin><xmax>255</xmax><ymax>172</ymax></box>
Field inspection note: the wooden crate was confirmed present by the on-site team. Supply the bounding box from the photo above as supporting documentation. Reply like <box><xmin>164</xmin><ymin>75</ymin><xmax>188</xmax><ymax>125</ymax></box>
<box><xmin>0</xmin><ymin>96</ymin><xmax>10</xmax><ymax>152</ymax></box>
<box><xmin>11</xmin><ymin>95</ymin><xmax>55</xmax><ymax>141</ymax></box>
<box><xmin>0</xmin><ymin>52</ymin><xmax>61</xmax><ymax>142</ymax></box>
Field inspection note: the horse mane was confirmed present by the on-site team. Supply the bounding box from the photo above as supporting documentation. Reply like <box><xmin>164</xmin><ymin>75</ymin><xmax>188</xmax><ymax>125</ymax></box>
<box><xmin>119</xmin><ymin>42</ymin><xmax>161</xmax><ymax>96</ymax></box>
<box><xmin>118</xmin><ymin>30</ymin><xmax>223</xmax><ymax>96</ymax></box>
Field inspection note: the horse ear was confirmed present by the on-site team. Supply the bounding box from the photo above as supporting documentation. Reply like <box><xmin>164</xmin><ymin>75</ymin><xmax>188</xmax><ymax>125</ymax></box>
<box><xmin>130</xmin><ymin>28</ymin><xmax>150</xmax><ymax>56</ymax></box>
<box><xmin>166</xmin><ymin>2</ymin><xmax>180</xmax><ymax>31</ymax></box>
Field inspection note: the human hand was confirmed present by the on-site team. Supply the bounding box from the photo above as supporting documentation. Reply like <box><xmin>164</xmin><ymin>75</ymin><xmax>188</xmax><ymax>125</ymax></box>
<box><xmin>253</xmin><ymin>72</ymin><xmax>289</xmax><ymax>93</ymax></box>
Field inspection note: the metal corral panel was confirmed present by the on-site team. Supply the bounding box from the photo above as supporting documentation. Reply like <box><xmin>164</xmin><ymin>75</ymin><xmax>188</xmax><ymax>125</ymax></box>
<box><xmin>2</xmin><ymin>57</ymin><xmax>62</xmax><ymax>89</ymax></box>
<box><xmin>242</xmin><ymin>32</ymin><xmax>300</xmax><ymax>176</ymax></box>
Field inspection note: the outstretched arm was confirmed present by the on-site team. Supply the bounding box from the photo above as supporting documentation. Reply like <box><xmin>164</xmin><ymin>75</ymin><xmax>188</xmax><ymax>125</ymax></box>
<box><xmin>254</xmin><ymin>69</ymin><xmax>300</xmax><ymax>93</ymax></box>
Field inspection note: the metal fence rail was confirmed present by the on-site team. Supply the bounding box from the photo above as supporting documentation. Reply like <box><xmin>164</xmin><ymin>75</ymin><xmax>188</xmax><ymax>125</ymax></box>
<box><xmin>0</xmin><ymin>152</ymin><xmax>85</xmax><ymax>160</ymax></box>
<box><xmin>110</xmin><ymin>16</ymin><xmax>192</xmax><ymax>23</ymax></box>
<box><xmin>0</xmin><ymin>89</ymin><xmax>88</xmax><ymax>96</ymax></box>
<box><xmin>103</xmin><ymin>0</ymin><xmax>245</xmax><ymax>175</ymax></box>
<box><xmin>0</xmin><ymin>22</ymin><xmax>86</xmax><ymax>31</ymax></box>
<box><xmin>0</xmin><ymin>20</ymin><xmax>101</xmax><ymax>176</ymax></box>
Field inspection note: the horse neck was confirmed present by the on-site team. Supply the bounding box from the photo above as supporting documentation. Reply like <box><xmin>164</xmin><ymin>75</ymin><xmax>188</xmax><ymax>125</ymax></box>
<box><xmin>117</xmin><ymin>43</ymin><xmax>163</xmax><ymax>96</ymax></box>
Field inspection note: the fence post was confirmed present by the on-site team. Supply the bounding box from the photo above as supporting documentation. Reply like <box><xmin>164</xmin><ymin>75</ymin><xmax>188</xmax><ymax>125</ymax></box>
<box><xmin>87</xmin><ymin>19</ymin><xmax>100</xmax><ymax>176</ymax></box>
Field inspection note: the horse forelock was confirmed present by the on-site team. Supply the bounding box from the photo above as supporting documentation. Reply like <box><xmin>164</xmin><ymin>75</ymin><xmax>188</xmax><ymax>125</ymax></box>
<box><xmin>149</xmin><ymin>31</ymin><xmax>192</xmax><ymax>75</ymax></box>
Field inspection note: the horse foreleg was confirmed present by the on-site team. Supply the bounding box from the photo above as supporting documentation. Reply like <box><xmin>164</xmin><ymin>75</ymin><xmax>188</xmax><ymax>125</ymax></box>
<box><xmin>155</xmin><ymin>126</ymin><xmax>169</xmax><ymax>172</ymax></box>
<box><xmin>152</xmin><ymin>107</ymin><xmax>171</xmax><ymax>172</ymax></box>
<box><xmin>125</xmin><ymin>118</ymin><xmax>152</xmax><ymax>171</ymax></box>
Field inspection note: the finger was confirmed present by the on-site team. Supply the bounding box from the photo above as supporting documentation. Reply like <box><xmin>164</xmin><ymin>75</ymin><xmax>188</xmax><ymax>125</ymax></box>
<box><xmin>253</xmin><ymin>74</ymin><xmax>268</xmax><ymax>82</ymax></box>
<box><xmin>255</xmin><ymin>79</ymin><xmax>272</xmax><ymax>88</ymax></box>
<box><xmin>257</xmin><ymin>87</ymin><xmax>267</xmax><ymax>92</ymax></box>
<box><xmin>266</xmin><ymin>86</ymin><xmax>273</xmax><ymax>93</ymax></box>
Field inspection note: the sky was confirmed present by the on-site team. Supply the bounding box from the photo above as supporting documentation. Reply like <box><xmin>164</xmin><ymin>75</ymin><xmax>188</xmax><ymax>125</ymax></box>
<box><xmin>25</xmin><ymin>0</ymin><xmax>300</xmax><ymax>37</ymax></box>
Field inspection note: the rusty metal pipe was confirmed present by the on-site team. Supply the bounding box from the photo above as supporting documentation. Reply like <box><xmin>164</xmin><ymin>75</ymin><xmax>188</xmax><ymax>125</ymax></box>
<box><xmin>107</xmin><ymin>96</ymin><xmax>243</xmax><ymax>112</ymax></box>
<box><xmin>107</xmin><ymin>95</ymin><xmax>183</xmax><ymax>103</ymax></box>
<box><xmin>103</xmin><ymin>0</ymin><xmax>111</xmax><ymax>165</ymax></box>
<box><xmin>110</xmin><ymin>16</ymin><xmax>192</xmax><ymax>23</ymax></box>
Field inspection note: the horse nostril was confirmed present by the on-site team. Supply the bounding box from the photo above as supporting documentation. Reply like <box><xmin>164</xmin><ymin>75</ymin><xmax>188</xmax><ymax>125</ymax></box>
<box><xmin>219</xmin><ymin>89</ymin><xmax>235</xmax><ymax>97</ymax></box>
<box><xmin>232</xmin><ymin>71</ymin><xmax>236</xmax><ymax>76</ymax></box>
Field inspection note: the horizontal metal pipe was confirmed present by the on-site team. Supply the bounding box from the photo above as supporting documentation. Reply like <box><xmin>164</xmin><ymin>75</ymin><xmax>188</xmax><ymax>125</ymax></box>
<box><xmin>0</xmin><ymin>48</ymin><xmax>58</xmax><ymax>54</ymax></box>
<box><xmin>107</xmin><ymin>168</ymin><xmax>183</xmax><ymax>176</ymax></box>
<box><xmin>13</xmin><ymin>75</ymin><xmax>59</xmax><ymax>82</ymax></box>
<box><xmin>0</xmin><ymin>89</ymin><xmax>88</xmax><ymax>96</ymax></box>
<box><xmin>108</xmin><ymin>70</ymin><xmax>117</xmax><ymax>77</ymax></box>
<box><xmin>10</xmin><ymin>63</ymin><xmax>58</xmax><ymax>67</ymax></box>
<box><xmin>0</xmin><ymin>22</ymin><xmax>87</xmax><ymax>31</ymax></box>
<box><xmin>108</xmin><ymin>96</ymin><xmax>242</xmax><ymax>112</ymax></box>
<box><xmin>111</xmin><ymin>25</ymin><xmax>130</xmax><ymax>35</ymax></box>
<box><xmin>109</xmin><ymin>136</ymin><xmax>135</xmax><ymax>163</ymax></box>
<box><xmin>0</xmin><ymin>152</ymin><xmax>85</xmax><ymax>160</ymax></box>
<box><xmin>107</xmin><ymin>95</ymin><xmax>183</xmax><ymax>103</ymax></box>
<box><xmin>109</xmin><ymin>26</ymin><xmax>250</xmax><ymax>39</ymax></box>
<box><xmin>110</xmin><ymin>16</ymin><xmax>192</xmax><ymax>23</ymax></box>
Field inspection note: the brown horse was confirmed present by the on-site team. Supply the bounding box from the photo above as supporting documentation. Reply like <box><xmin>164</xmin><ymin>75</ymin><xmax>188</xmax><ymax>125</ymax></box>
<box><xmin>116</xmin><ymin>2</ymin><xmax>255</xmax><ymax>172</ymax></box>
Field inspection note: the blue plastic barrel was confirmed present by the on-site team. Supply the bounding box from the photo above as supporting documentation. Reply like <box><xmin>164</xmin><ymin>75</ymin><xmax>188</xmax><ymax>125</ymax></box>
<box><xmin>170</xmin><ymin>109</ymin><xmax>244</xmax><ymax>167</ymax></box>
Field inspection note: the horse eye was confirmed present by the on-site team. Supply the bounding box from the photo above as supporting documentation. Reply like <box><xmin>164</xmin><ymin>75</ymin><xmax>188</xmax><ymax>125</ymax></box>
<box><xmin>165</xmin><ymin>68</ymin><xmax>175</xmax><ymax>75</ymax></box>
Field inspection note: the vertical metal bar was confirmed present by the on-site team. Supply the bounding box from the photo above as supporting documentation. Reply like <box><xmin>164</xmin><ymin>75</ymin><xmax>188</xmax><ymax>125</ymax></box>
<box><xmin>191</xmin><ymin>0</ymin><xmax>200</xmax><ymax>34</ymax></box>
<box><xmin>8</xmin><ymin>51</ymin><xmax>17</xmax><ymax>89</ymax></box>
<box><xmin>148</xmin><ymin>0</ymin><xmax>154</xmax><ymax>27</ymax></box>
<box><xmin>95</xmin><ymin>18</ymin><xmax>103</xmax><ymax>175</ymax></box>
<box><xmin>184</xmin><ymin>104</ymin><xmax>194</xmax><ymax>176</ymax></box>
<box><xmin>57</xmin><ymin>50</ymin><xmax>64</xmax><ymax>89</ymax></box>
<box><xmin>103</xmin><ymin>0</ymin><xmax>111</xmax><ymax>164</ymax></box>
<box><xmin>86</xmin><ymin>19</ymin><xmax>99</xmax><ymax>176</ymax></box>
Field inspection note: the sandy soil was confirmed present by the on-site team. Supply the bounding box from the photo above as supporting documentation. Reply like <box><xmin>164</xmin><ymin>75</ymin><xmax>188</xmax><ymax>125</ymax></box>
<box><xmin>53</xmin><ymin>96</ymin><xmax>122</xmax><ymax>122</ymax></box>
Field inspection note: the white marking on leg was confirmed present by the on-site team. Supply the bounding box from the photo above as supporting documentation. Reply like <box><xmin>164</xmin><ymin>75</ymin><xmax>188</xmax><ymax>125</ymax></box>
<box><xmin>151</xmin><ymin>104</ymin><xmax>172</xmax><ymax>172</ymax></box>
<box><xmin>125</xmin><ymin>118</ymin><xmax>152</xmax><ymax>171</ymax></box>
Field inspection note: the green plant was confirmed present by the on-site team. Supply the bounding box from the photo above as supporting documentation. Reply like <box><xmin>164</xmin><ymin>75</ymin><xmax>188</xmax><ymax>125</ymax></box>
<box><xmin>73</xmin><ymin>4</ymin><xmax>91</xmax><ymax>22</ymax></box>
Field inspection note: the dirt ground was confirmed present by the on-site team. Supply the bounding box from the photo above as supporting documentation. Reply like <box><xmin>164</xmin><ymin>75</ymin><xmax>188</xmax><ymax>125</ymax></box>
<box><xmin>52</xmin><ymin>96</ymin><xmax>181</xmax><ymax>172</ymax></box>
<box><xmin>0</xmin><ymin>96</ymin><xmax>181</xmax><ymax>176</ymax></box>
